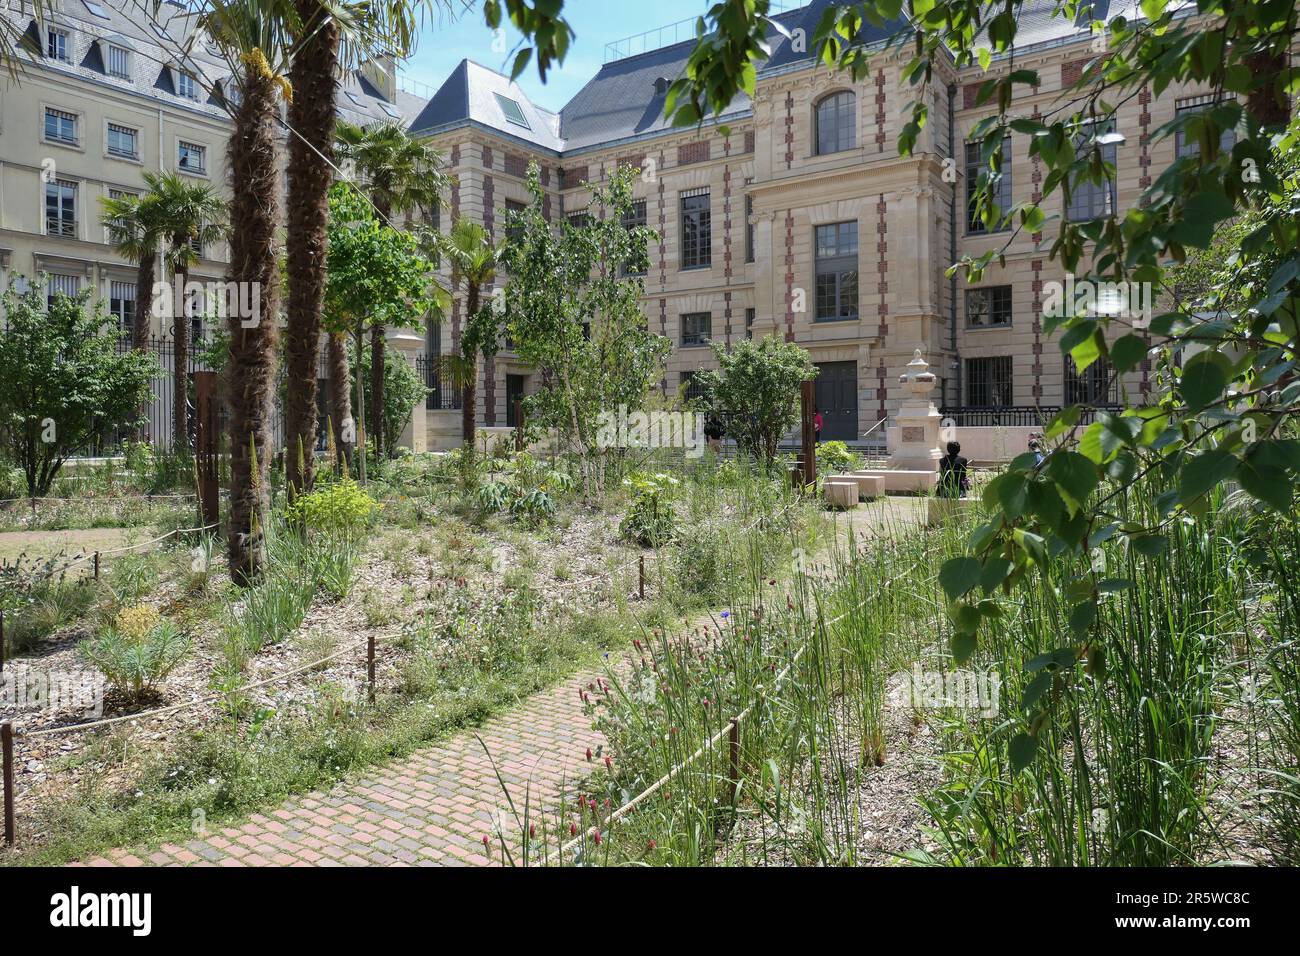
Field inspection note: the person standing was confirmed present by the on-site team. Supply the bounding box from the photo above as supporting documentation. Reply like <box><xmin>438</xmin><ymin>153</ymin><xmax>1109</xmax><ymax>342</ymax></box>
<box><xmin>938</xmin><ymin>441</ymin><xmax>969</xmax><ymax>498</ymax></box>
<box><xmin>813</xmin><ymin>408</ymin><xmax>824</xmax><ymax>441</ymax></box>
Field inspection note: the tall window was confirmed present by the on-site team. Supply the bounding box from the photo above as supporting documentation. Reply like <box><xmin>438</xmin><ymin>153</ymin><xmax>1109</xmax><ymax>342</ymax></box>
<box><xmin>681</xmin><ymin>312</ymin><xmax>711</xmax><ymax>347</ymax></box>
<box><xmin>1175</xmin><ymin>96</ymin><xmax>1237</xmax><ymax>159</ymax></box>
<box><xmin>107</xmin><ymin>123</ymin><xmax>139</xmax><ymax>159</ymax></box>
<box><xmin>965</xmin><ymin>286</ymin><xmax>1013</xmax><ymax>328</ymax></box>
<box><xmin>106</xmin><ymin>44</ymin><xmax>131</xmax><ymax>79</ymax></box>
<box><xmin>47</xmin><ymin>27</ymin><xmax>69</xmax><ymax>61</ymax></box>
<box><xmin>504</xmin><ymin>199</ymin><xmax>526</xmax><ymax>246</ymax></box>
<box><xmin>178</xmin><ymin>141</ymin><xmax>206</xmax><ymax>174</ymax></box>
<box><xmin>744</xmin><ymin>195</ymin><xmax>755</xmax><ymax>263</ymax></box>
<box><xmin>44</xmin><ymin>107</ymin><xmax>78</xmax><ymax>145</ymax></box>
<box><xmin>45</xmin><ymin>179</ymin><xmax>77</xmax><ymax>237</ymax></box>
<box><xmin>620</xmin><ymin>199</ymin><xmax>647</xmax><ymax>276</ymax></box>
<box><xmin>566</xmin><ymin>211</ymin><xmax>589</xmax><ymax>229</ymax></box>
<box><xmin>1065</xmin><ymin>357</ymin><xmax>1118</xmax><ymax>405</ymax></box>
<box><xmin>815</xmin><ymin>91</ymin><xmax>856</xmax><ymax>155</ymax></box>
<box><xmin>814</xmin><ymin>221</ymin><xmax>858</xmax><ymax>321</ymax></box>
<box><xmin>966</xmin><ymin>138</ymin><xmax>1012</xmax><ymax>234</ymax></box>
<box><xmin>110</xmin><ymin>280</ymin><xmax>136</xmax><ymax>334</ymax></box>
<box><xmin>680</xmin><ymin>188</ymin><xmax>711</xmax><ymax>269</ymax></box>
<box><xmin>966</xmin><ymin>356</ymin><xmax>1014</xmax><ymax>407</ymax></box>
<box><xmin>1067</xmin><ymin>121</ymin><xmax>1118</xmax><ymax>221</ymax></box>
<box><xmin>745</xmin><ymin>307</ymin><xmax>755</xmax><ymax>340</ymax></box>
<box><xmin>46</xmin><ymin>274</ymin><xmax>79</xmax><ymax>310</ymax></box>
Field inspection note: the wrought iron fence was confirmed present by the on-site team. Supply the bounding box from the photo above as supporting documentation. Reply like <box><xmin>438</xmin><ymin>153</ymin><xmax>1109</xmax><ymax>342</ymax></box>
<box><xmin>415</xmin><ymin>353</ymin><xmax>462</xmax><ymax>411</ymax></box>
<box><xmin>938</xmin><ymin>405</ymin><xmax>1119</xmax><ymax>428</ymax></box>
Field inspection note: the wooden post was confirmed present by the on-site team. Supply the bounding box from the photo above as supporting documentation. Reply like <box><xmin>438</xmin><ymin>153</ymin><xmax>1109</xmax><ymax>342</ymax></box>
<box><xmin>93</xmin><ymin>552</ymin><xmax>100</xmax><ymax>581</ymax></box>
<box><xmin>2</xmin><ymin>721</ymin><xmax>15</xmax><ymax>847</ymax></box>
<box><xmin>513</xmin><ymin>399</ymin><xmax>525</xmax><ymax>453</ymax></box>
<box><xmin>194</xmin><ymin>371</ymin><xmax>220</xmax><ymax>528</ymax></box>
<box><xmin>367</xmin><ymin>632</ymin><xmax>376</xmax><ymax>703</ymax></box>
<box><xmin>800</xmin><ymin>379</ymin><xmax>817</xmax><ymax>488</ymax></box>
<box><xmin>0</xmin><ymin>609</ymin><xmax>6</xmax><ymax>675</ymax></box>
<box><xmin>727</xmin><ymin>718</ymin><xmax>740</xmax><ymax>805</ymax></box>
<box><xmin>638</xmin><ymin>555</ymin><xmax>645</xmax><ymax>600</ymax></box>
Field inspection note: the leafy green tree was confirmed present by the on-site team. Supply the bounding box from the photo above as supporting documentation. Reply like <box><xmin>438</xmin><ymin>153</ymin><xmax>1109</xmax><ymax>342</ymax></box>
<box><xmin>500</xmin><ymin>163</ymin><xmax>670</xmax><ymax>493</ymax></box>
<box><xmin>323</xmin><ymin>184</ymin><xmax>443</xmax><ymax>482</ymax></box>
<box><xmin>335</xmin><ymin>120</ymin><xmax>450</xmax><ymax>457</ymax></box>
<box><xmin>695</xmin><ymin>335</ymin><xmax>815</xmax><ymax>467</ymax></box>
<box><xmin>0</xmin><ymin>283</ymin><xmax>156</xmax><ymax>497</ymax></box>
<box><xmin>350</xmin><ymin>337</ymin><xmax>430</xmax><ymax>457</ymax></box>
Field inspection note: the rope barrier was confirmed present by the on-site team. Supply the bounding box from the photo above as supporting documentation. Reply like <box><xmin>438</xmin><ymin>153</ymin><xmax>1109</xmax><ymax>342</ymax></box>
<box><xmin>558</xmin><ymin>555</ymin><xmax>924</xmax><ymax>857</ymax></box>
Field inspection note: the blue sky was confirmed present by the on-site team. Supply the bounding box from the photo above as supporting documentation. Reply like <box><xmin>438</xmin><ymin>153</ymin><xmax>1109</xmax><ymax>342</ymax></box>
<box><xmin>402</xmin><ymin>0</ymin><xmax>752</xmax><ymax>112</ymax></box>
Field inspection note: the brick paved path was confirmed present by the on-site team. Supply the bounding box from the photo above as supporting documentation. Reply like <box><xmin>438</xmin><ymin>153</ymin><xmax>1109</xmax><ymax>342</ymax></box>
<box><xmin>76</xmin><ymin>677</ymin><xmax>603</xmax><ymax>867</ymax></box>
<box><xmin>74</xmin><ymin>498</ymin><xmax>925</xmax><ymax>868</ymax></box>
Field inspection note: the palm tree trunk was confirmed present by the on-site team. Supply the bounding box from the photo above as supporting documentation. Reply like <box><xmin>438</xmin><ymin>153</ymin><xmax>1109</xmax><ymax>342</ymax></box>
<box><xmin>327</xmin><ymin>332</ymin><xmax>352</xmax><ymax>473</ymax></box>
<box><xmin>370</xmin><ymin>323</ymin><xmax>385</xmax><ymax>457</ymax></box>
<box><xmin>461</xmin><ymin>282</ymin><xmax>480</xmax><ymax>446</ymax></box>
<box><xmin>133</xmin><ymin>252</ymin><xmax>156</xmax><ymax>442</ymax></box>
<box><xmin>354</xmin><ymin>326</ymin><xmax>367</xmax><ymax>484</ymax></box>
<box><xmin>226</xmin><ymin>70</ymin><xmax>283</xmax><ymax>585</ymax></box>
<box><xmin>369</xmin><ymin>197</ymin><xmax>392</xmax><ymax>459</ymax></box>
<box><xmin>172</xmin><ymin>258</ymin><xmax>189</xmax><ymax>452</ymax></box>
<box><xmin>284</xmin><ymin>7</ymin><xmax>339</xmax><ymax>497</ymax></box>
<box><xmin>133</xmin><ymin>253</ymin><xmax>155</xmax><ymax>350</ymax></box>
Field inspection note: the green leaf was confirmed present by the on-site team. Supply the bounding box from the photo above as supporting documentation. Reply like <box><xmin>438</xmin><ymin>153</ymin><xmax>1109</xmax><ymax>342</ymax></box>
<box><xmin>1178</xmin><ymin>448</ymin><xmax>1238</xmax><ymax>503</ymax></box>
<box><xmin>979</xmin><ymin>557</ymin><xmax>1014</xmax><ymax>595</ymax></box>
<box><xmin>939</xmin><ymin>557</ymin><xmax>982</xmax><ymax>600</ymax></box>
<box><xmin>1131</xmin><ymin>533</ymin><xmax>1168</xmax><ymax>558</ymax></box>
<box><xmin>952</xmin><ymin>630</ymin><xmax>977</xmax><ymax>665</ymax></box>
<box><xmin>1069</xmin><ymin>600</ymin><xmax>1097</xmax><ymax>634</ymax></box>
<box><xmin>1109</xmin><ymin>334</ymin><xmax>1148</xmax><ymax>373</ymax></box>
<box><xmin>1179</xmin><ymin>350</ymin><xmax>1230</xmax><ymax>412</ymax></box>
<box><xmin>1047</xmin><ymin>451</ymin><xmax>1098</xmax><ymax>516</ymax></box>
<box><xmin>1009</xmin><ymin>732</ymin><xmax>1038</xmax><ymax>773</ymax></box>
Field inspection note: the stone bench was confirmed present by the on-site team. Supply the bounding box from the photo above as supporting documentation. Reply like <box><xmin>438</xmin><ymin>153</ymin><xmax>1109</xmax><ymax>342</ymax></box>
<box><xmin>847</xmin><ymin>472</ymin><xmax>885</xmax><ymax>500</ymax></box>
<box><xmin>823</xmin><ymin>476</ymin><xmax>860</xmax><ymax>509</ymax></box>
<box><xmin>853</xmin><ymin>469</ymin><xmax>938</xmax><ymax>494</ymax></box>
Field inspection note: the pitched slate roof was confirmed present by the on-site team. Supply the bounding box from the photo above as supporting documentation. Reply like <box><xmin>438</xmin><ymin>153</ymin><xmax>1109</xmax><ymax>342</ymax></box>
<box><xmin>3</xmin><ymin>0</ymin><xmax>414</xmax><ymax>128</ymax></box>
<box><xmin>407</xmin><ymin>59</ymin><xmax>564</xmax><ymax>151</ymax></box>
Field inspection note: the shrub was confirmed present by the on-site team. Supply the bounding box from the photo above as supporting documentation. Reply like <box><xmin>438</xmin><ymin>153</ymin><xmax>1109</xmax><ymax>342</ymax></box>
<box><xmin>79</xmin><ymin>605</ymin><xmax>190</xmax><ymax>699</ymax></box>
<box><xmin>619</xmin><ymin>472</ymin><xmax>679</xmax><ymax>547</ymax></box>
<box><xmin>475</xmin><ymin>452</ymin><xmax>570</xmax><ymax>526</ymax></box>
<box><xmin>817</xmin><ymin>440</ymin><xmax>859</xmax><ymax>474</ymax></box>
<box><xmin>286</xmin><ymin>479</ymin><xmax>381</xmax><ymax>540</ymax></box>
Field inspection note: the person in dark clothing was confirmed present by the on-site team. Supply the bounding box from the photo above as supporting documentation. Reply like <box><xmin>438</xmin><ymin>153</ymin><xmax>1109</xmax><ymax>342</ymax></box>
<box><xmin>938</xmin><ymin>441</ymin><xmax>969</xmax><ymax>498</ymax></box>
<box><xmin>704</xmin><ymin>413</ymin><xmax>724</xmax><ymax>453</ymax></box>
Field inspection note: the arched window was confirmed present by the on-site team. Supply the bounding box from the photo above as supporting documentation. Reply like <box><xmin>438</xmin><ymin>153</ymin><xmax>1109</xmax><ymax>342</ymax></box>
<box><xmin>815</xmin><ymin>91</ymin><xmax>856</xmax><ymax>155</ymax></box>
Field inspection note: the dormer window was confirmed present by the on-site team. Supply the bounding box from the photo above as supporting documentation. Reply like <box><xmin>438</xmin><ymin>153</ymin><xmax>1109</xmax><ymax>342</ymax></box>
<box><xmin>82</xmin><ymin>0</ymin><xmax>111</xmax><ymax>18</ymax></box>
<box><xmin>47</xmin><ymin>27</ymin><xmax>69</xmax><ymax>62</ymax></box>
<box><xmin>494</xmin><ymin>93</ymin><xmax>530</xmax><ymax>130</ymax></box>
<box><xmin>177</xmin><ymin>71</ymin><xmax>199</xmax><ymax>100</ymax></box>
<box><xmin>106</xmin><ymin>44</ymin><xmax>131</xmax><ymax>79</ymax></box>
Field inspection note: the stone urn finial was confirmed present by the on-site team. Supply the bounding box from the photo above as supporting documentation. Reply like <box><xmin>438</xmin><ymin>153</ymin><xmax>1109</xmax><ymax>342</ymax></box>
<box><xmin>899</xmin><ymin>349</ymin><xmax>937</xmax><ymax>400</ymax></box>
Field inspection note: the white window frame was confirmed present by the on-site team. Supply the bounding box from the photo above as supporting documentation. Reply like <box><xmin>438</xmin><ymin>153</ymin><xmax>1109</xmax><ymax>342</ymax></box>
<box><xmin>178</xmin><ymin>139</ymin><xmax>208</xmax><ymax>176</ymax></box>
<box><xmin>106</xmin><ymin>44</ymin><xmax>131</xmax><ymax>80</ymax></box>
<box><xmin>44</xmin><ymin>179</ymin><xmax>79</xmax><ymax>239</ymax></box>
<box><xmin>46</xmin><ymin>27</ymin><xmax>70</xmax><ymax>62</ymax></box>
<box><xmin>42</xmin><ymin>105</ymin><xmax>80</xmax><ymax>148</ymax></box>
<box><xmin>106</xmin><ymin>122</ymin><xmax>140</xmax><ymax>161</ymax></box>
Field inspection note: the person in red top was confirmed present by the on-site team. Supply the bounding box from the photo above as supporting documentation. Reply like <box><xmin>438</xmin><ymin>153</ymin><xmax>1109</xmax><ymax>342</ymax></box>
<box><xmin>813</xmin><ymin>408</ymin><xmax>824</xmax><ymax>440</ymax></box>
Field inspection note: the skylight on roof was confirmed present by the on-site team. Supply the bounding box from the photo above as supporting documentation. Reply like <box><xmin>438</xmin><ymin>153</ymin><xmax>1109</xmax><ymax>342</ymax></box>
<box><xmin>151</xmin><ymin>23</ymin><xmax>172</xmax><ymax>42</ymax></box>
<box><xmin>379</xmin><ymin>101</ymin><xmax>401</xmax><ymax>118</ymax></box>
<box><xmin>83</xmin><ymin>0</ymin><xmax>111</xmax><ymax>19</ymax></box>
<box><xmin>344</xmin><ymin>90</ymin><xmax>363</xmax><ymax>107</ymax></box>
<box><xmin>494</xmin><ymin>93</ymin><xmax>530</xmax><ymax>130</ymax></box>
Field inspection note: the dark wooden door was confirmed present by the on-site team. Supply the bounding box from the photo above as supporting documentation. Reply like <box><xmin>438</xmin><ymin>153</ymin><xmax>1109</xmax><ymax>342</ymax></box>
<box><xmin>506</xmin><ymin>374</ymin><xmax>526</xmax><ymax>427</ymax></box>
<box><xmin>814</xmin><ymin>361</ymin><xmax>858</xmax><ymax>442</ymax></box>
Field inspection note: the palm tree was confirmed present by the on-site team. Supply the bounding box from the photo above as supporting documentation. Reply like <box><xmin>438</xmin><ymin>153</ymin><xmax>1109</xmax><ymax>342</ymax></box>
<box><xmin>150</xmin><ymin>172</ymin><xmax>226</xmax><ymax>452</ymax></box>
<box><xmin>99</xmin><ymin>190</ymin><xmax>165</xmax><ymax>350</ymax></box>
<box><xmin>442</xmin><ymin>219</ymin><xmax>501</xmax><ymax>447</ymax></box>
<box><xmin>283</xmin><ymin>2</ymin><xmax>434</xmax><ymax>494</ymax></box>
<box><xmin>335</xmin><ymin>120</ymin><xmax>448</xmax><ymax>457</ymax></box>
<box><xmin>199</xmin><ymin>0</ymin><xmax>297</xmax><ymax>584</ymax></box>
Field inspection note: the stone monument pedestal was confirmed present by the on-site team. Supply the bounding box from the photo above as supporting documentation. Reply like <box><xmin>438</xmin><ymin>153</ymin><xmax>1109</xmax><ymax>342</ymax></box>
<box><xmin>857</xmin><ymin>350</ymin><xmax>942</xmax><ymax>494</ymax></box>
